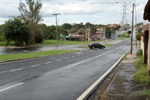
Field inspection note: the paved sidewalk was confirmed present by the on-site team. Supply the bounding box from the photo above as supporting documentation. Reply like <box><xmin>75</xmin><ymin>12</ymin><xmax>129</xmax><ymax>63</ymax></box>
<box><xmin>101</xmin><ymin>46</ymin><xmax>149</xmax><ymax>100</ymax></box>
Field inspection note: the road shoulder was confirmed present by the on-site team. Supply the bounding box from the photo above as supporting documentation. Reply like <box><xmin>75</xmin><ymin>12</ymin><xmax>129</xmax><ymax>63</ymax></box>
<box><xmin>100</xmin><ymin>47</ymin><xmax>149</xmax><ymax>100</ymax></box>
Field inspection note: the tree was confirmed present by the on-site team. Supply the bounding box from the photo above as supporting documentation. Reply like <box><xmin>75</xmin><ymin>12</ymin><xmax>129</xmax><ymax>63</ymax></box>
<box><xmin>4</xmin><ymin>18</ymin><xmax>30</xmax><ymax>46</ymax></box>
<box><xmin>18</xmin><ymin>0</ymin><xmax>44</xmax><ymax>44</ymax></box>
<box><xmin>18</xmin><ymin>0</ymin><xmax>42</xmax><ymax>25</ymax></box>
<box><xmin>58</xmin><ymin>26</ymin><xmax>68</xmax><ymax>36</ymax></box>
<box><xmin>62</xmin><ymin>23</ymin><xmax>72</xmax><ymax>30</ymax></box>
<box><xmin>47</xmin><ymin>25</ymin><xmax>57</xmax><ymax>39</ymax></box>
<box><xmin>0</xmin><ymin>24</ymin><xmax>6</xmax><ymax>41</ymax></box>
<box><xmin>105</xmin><ymin>26</ymin><xmax>111</xmax><ymax>38</ymax></box>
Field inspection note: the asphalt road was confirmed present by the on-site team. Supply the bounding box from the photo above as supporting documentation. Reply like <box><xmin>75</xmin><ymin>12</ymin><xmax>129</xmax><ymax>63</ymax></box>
<box><xmin>0</xmin><ymin>39</ymin><xmax>130</xmax><ymax>100</ymax></box>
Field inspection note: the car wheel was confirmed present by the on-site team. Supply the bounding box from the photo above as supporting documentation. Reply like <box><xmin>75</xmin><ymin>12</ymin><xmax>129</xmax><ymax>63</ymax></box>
<box><xmin>90</xmin><ymin>47</ymin><xmax>93</xmax><ymax>49</ymax></box>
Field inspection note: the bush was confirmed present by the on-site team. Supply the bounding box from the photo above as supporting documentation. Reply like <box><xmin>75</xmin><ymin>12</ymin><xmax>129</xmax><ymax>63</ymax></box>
<box><xmin>35</xmin><ymin>32</ymin><xmax>44</xmax><ymax>43</ymax></box>
<box><xmin>136</xmin><ymin>49</ymin><xmax>143</xmax><ymax>56</ymax></box>
<box><xmin>136</xmin><ymin>33</ymin><xmax>141</xmax><ymax>41</ymax></box>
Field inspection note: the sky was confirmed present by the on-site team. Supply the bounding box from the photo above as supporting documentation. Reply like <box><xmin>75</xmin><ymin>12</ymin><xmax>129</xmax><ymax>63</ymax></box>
<box><xmin>0</xmin><ymin>0</ymin><xmax>148</xmax><ymax>26</ymax></box>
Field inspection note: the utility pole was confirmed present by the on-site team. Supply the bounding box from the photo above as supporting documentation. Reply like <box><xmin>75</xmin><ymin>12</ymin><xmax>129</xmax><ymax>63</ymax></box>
<box><xmin>52</xmin><ymin>13</ymin><xmax>60</xmax><ymax>47</ymax></box>
<box><xmin>116</xmin><ymin>1</ymin><xmax>135</xmax><ymax>54</ymax></box>
<box><xmin>130</xmin><ymin>2</ymin><xmax>135</xmax><ymax>54</ymax></box>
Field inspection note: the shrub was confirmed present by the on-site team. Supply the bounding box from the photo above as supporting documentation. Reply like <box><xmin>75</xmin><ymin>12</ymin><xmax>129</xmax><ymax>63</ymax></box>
<box><xmin>136</xmin><ymin>49</ymin><xmax>143</xmax><ymax>56</ymax></box>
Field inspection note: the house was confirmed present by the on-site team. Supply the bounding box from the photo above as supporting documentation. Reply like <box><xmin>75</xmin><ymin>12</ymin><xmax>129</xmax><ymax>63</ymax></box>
<box><xmin>66</xmin><ymin>33</ymin><xmax>83</xmax><ymax>41</ymax></box>
<box><xmin>91</xmin><ymin>26</ymin><xmax>105</xmax><ymax>41</ymax></box>
<box><xmin>143</xmin><ymin>0</ymin><xmax>150</xmax><ymax>75</ymax></box>
<box><xmin>108</xmin><ymin>24</ymin><xmax>120</xmax><ymax>39</ymax></box>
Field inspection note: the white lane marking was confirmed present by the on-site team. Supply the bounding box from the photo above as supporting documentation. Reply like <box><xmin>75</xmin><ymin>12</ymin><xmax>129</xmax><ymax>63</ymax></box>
<box><xmin>31</xmin><ymin>64</ymin><xmax>40</xmax><ymax>68</ymax></box>
<box><xmin>64</xmin><ymin>57</ymin><xmax>69</xmax><ymax>59</ymax></box>
<box><xmin>10</xmin><ymin>68</ymin><xmax>23</xmax><ymax>72</ymax></box>
<box><xmin>56</xmin><ymin>59</ymin><xmax>62</xmax><ymax>61</ymax></box>
<box><xmin>71</xmin><ymin>56</ymin><xmax>75</xmax><ymax>58</ymax></box>
<box><xmin>0</xmin><ymin>83</ymin><xmax>24</xmax><ymax>92</ymax></box>
<box><xmin>45</xmin><ymin>61</ymin><xmax>53</xmax><ymax>64</ymax></box>
<box><xmin>0</xmin><ymin>70</ymin><xmax>10</xmax><ymax>74</ymax></box>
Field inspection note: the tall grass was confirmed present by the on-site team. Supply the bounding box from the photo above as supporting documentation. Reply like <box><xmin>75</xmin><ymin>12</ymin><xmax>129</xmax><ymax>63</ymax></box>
<box><xmin>134</xmin><ymin>55</ymin><xmax>150</xmax><ymax>86</ymax></box>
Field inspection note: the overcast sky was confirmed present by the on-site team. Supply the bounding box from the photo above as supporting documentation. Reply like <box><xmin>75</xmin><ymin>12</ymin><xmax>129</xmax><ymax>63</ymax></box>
<box><xmin>0</xmin><ymin>0</ymin><xmax>148</xmax><ymax>26</ymax></box>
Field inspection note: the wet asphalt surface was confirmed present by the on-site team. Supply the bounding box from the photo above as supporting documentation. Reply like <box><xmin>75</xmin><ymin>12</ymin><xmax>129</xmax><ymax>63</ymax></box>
<box><xmin>0</xmin><ymin>39</ymin><xmax>130</xmax><ymax>100</ymax></box>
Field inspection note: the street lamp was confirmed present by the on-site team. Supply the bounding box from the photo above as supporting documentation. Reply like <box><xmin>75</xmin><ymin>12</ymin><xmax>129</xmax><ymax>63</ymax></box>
<box><xmin>116</xmin><ymin>1</ymin><xmax>135</xmax><ymax>54</ymax></box>
<box><xmin>52</xmin><ymin>13</ymin><xmax>60</xmax><ymax>47</ymax></box>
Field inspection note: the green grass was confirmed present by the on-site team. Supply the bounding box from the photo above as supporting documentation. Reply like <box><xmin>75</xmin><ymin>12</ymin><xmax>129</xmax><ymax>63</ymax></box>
<box><xmin>0</xmin><ymin>50</ymin><xmax>78</xmax><ymax>62</ymax></box>
<box><xmin>103</xmin><ymin>44</ymin><xmax>113</xmax><ymax>47</ymax></box>
<box><xmin>136</xmin><ymin>49</ymin><xmax>143</xmax><ymax>56</ymax></box>
<box><xmin>143</xmin><ymin>89</ymin><xmax>150</xmax><ymax>97</ymax></box>
<box><xmin>134</xmin><ymin>56</ymin><xmax>150</xmax><ymax>86</ymax></box>
<box><xmin>134</xmin><ymin>55</ymin><xmax>150</xmax><ymax>98</ymax></box>
<box><xmin>118</xmin><ymin>34</ymin><xmax>130</xmax><ymax>39</ymax></box>
<box><xmin>40</xmin><ymin>40</ymin><xmax>88</xmax><ymax>45</ymax></box>
<box><xmin>0</xmin><ymin>42</ymin><xmax>7</xmax><ymax>46</ymax></box>
<box><xmin>0</xmin><ymin>41</ymin><xmax>15</xmax><ymax>46</ymax></box>
<box><xmin>118</xmin><ymin>31</ymin><xmax>130</xmax><ymax>39</ymax></box>
<box><xmin>0</xmin><ymin>40</ymin><xmax>88</xmax><ymax>46</ymax></box>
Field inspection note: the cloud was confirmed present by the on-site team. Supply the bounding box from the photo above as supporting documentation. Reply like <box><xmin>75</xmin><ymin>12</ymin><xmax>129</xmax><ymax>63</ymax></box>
<box><xmin>0</xmin><ymin>0</ymin><xmax>148</xmax><ymax>25</ymax></box>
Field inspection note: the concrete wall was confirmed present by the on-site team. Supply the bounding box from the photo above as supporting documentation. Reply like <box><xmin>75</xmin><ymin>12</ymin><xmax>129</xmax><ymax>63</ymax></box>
<box><xmin>141</xmin><ymin>36</ymin><xmax>144</xmax><ymax>56</ymax></box>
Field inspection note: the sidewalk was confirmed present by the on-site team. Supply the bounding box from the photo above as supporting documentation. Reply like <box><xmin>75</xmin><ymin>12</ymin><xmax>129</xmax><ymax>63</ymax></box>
<box><xmin>100</xmin><ymin>46</ymin><xmax>149</xmax><ymax>100</ymax></box>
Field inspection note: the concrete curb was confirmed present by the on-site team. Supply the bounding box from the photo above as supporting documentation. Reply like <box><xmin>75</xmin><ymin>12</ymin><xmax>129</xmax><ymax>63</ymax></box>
<box><xmin>77</xmin><ymin>49</ymin><xmax>129</xmax><ymax>100</ymax></box>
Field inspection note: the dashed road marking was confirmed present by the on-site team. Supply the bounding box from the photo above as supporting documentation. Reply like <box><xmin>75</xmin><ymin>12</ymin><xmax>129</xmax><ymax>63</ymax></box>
<box><xmin>0</xmin><ymin>70</ymin><xmax>9</xmax><ymax>74</ymax></box>
<box><xmin>56</xmin><ymin>59</ymin><xmax>62</xmax><ymax>61</ymax></box>
<box><xmin>45</xmin><ymin>61</ymin><xmax>53</xmax><ymax>64</ymax></box>
<box><xmin>0</xmin><ymin>83</ymin><xmax>24</xmax><ymax>92</ymax></box>
<box><xmin>31</xmin><ymin>64</ymin><xmax>40</xmax><ymax>68</ymax></box>
<box><xmin>10</xmin><ymin>68</ymin><xmax>23</xmax><ymax>72</ymax></box>
<box><xmin>64</xmin><ymin>57</ymin><xmax>69</xmax><ymax>59</ymax></box>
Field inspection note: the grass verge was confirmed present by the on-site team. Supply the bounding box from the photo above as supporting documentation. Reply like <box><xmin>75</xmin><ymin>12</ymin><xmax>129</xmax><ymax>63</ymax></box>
<box><xmin>40</xmin><ymin>40</ymin><xmax>88</xmax><ymax>45</ymax></box>
<box><xmin>118</xmin><ymin>32</ymin><xmax>130</xmax><ymax>39</ymax></box>
<box><xmin>0</xmin><ymin>50</ymin><xmax>78</xmax><ymax>62</ymax></box>
<box><xmin>134</xmin><ymin>56</ymin><xmax>150</xmax><ymax>86</ymax></box>
<box><xmin>134</xmin><ymin>53</ymin><xmax>150</xmax><ymax>97</ymax></box>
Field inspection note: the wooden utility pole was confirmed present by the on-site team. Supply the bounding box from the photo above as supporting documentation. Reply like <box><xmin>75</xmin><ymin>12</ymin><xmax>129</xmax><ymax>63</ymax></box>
<box><xmin>130</xmin><ymin>2</ymin><xmax>135</xmax><ymax>54</ymax></box>
<box><xmin>52</xmin><ymin>13</ymin><xmax>60</xmax><ymax>47</ymax></box>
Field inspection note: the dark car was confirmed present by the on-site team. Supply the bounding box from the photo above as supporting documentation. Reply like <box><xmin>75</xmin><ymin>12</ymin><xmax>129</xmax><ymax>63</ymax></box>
<box><xmin>88</xmin><ymin>43</ymin><xmax>105</xmax><ymax>49</ymax></box>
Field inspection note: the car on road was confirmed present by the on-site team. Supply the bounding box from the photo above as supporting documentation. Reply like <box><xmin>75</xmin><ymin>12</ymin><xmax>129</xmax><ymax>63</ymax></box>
<box><xmin>88</xmin><ymin>43</ymin><xmax>105</xmax><ymax>49</ymax></box>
